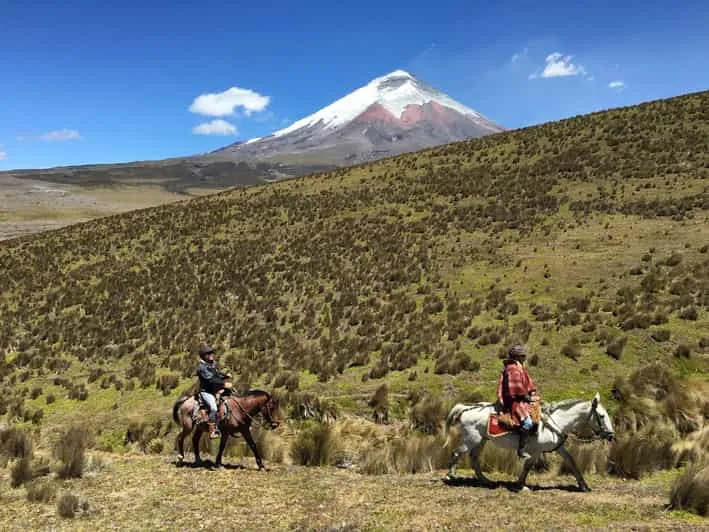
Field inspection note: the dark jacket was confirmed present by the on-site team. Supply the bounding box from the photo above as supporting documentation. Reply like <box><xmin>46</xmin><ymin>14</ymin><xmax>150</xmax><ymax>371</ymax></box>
<box><xmin>197</xmin><ymin>360</ymin><xmax>227</xmax><ymax>395</ymax></box>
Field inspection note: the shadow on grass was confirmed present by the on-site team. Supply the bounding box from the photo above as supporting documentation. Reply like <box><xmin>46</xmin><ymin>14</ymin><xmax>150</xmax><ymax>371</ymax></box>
<box><xmin>174</xmin><ymin>459</ymin><xmax>247</xmax><ymax>471</ymax></box>
<box><xmin>441</xmin><ymin>475</ymin><xmax>584</xmax><ymax>493</ymax></box>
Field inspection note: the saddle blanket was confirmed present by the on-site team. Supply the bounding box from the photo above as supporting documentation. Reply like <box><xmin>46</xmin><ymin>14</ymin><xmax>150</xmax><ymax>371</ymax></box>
<box><xmin>487</xmin><ymin>414</ymin><xmax>513</xmax><ymax>438</ymax></box>
<box><xmin>193</xmin><ymin>396</ymin><xmax>230</xmax><ymax>424</ymax></box>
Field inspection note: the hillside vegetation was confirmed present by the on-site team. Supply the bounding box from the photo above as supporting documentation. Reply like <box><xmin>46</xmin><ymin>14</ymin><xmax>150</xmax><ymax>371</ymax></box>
<box><xmin>0</xmin><ymin>90</ymin><xmax>709</xmax><ymax>526</ymax></box>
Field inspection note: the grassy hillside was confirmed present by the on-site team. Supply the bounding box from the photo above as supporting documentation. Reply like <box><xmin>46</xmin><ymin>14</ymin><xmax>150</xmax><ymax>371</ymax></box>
<box><xmin>1</xmin><ymin>89</ymin><xmax>709</xmax><ymax>527</ymax></box>
<box><xmin>2</xmin><ymin>90</ymin><xmax>708</xmax><ymax>423</ymax></box>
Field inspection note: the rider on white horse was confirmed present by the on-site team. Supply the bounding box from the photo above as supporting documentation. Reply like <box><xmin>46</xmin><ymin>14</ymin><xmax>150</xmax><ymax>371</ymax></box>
<box><xmin>497</xmin><ymin>345</ymin><xmax>539</xmax><ymax>459</ymax></box>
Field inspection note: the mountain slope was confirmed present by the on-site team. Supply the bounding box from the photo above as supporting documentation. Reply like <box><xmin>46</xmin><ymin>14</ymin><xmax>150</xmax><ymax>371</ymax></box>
<box><xmin>210</xmin><ymin>70</ymin><xmax>504</xmax><ymax>165</ymax></box>
<box><xmin>1</xmin><ymin>71</ymin><xmax>503</xmax><ymax>195</ymax></box>
<box><xmin>0</xmin><ymin>90</ymin><xmax>708</xmax><ymax>433</ymax></box>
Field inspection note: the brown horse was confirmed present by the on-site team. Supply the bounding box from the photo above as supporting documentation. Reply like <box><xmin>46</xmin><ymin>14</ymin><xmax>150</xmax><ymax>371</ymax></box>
<box><xmin>172</xmin><ymin>389</ymin><xmax>280</xmax><ymax>469</ymax></box>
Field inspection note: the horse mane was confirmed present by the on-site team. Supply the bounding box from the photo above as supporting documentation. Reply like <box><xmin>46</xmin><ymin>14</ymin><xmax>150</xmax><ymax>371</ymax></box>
<box><xmin>546</xmin><ymin>398</ymin><xmax>588</xmax><ymax>413</ymax></box>
<box><xmin>243</xmin><ymin>389</ymin><xmax>271</xmax><ymax>399</ymax></box>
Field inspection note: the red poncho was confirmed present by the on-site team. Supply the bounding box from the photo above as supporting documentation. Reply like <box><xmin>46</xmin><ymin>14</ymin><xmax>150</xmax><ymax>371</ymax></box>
<box><xmin>497</xmin><ymin>360</ymin><xmax>537</xmax><ymax>424</ymax></box>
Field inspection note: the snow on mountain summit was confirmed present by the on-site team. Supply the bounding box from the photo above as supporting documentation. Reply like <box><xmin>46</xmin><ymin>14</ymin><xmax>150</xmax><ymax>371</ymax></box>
<box><xmin>269</xmin><ymin>70</ymin><xmax>489</xmax><ymax>138</ymax></box>
<box><xmin>212</xmin><ymin>70</ymin><xmax>504</xmax><ymax>167</ymax></box>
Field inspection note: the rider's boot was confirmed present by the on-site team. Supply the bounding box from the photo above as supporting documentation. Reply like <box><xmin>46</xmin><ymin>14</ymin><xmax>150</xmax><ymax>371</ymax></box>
<box><xmin>208</xmin><ymin>422</ymin><xmax>220</xmax><ymax>439</ymax></box>
<box><xmin>517</xmin><ymin>427</ymin><xmax>531</xmax><ymax>460</ymax></box>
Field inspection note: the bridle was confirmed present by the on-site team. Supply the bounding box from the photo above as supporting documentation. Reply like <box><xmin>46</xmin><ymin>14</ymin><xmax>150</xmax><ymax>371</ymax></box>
<box><xmin>584</xmin><ymin>403</ymin><xmax>614</xmax><ymax>442</ymax></box>
<box><xmin>232</xmin><ymin>395</ymin><xmax>280</xmax><ymax>430</ymax></box>
<box><xmin>542</xmin><ymin>400</ymin><xmax>614</xmax><ymax>447</ymax></box>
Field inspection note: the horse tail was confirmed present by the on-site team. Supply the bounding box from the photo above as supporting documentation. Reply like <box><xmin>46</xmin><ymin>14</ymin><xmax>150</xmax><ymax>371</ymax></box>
<box><xmin>443</xmin><ymin>403</ymin><xmax>469</xmax><ymax>448</ymax></box>
<box><xmin>172</xmin><ymin>395</ymin><xmax>190</xmax><ymax>425</ymax></box>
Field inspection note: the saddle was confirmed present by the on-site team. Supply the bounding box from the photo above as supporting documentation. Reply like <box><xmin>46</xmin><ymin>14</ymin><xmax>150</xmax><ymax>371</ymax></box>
<box><xmin>194</xmin><ymin>388</ymin><xmax>233</xmax><ymax>424</ymax></box>
<box><xmin>488</xmin><ymin>400</ymin><xmax>542</xmax><ymax>438</ymax></box>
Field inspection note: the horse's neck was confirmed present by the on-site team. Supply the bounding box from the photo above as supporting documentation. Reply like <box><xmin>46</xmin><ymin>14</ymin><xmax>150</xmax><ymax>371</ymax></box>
<box><xmin>235</xmin><ymin>394</ymin><xmax>265</xmax><ymax>414</ymax></box>
<box><xmin>549</xmin><ymin>401</ymin><xmax>591</xmax><ymax>433</ymax></box>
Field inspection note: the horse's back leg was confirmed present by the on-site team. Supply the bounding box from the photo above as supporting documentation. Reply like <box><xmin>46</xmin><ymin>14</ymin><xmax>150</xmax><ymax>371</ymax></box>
<box><xmin>192</xmin><ymin>425</ymin><xmax>205</xmax><ymax>465</ymax></box>
<box><xmin>471</xmin><ymin>438</ymin><xmax>491</xmax><ymax>483</ymax></box>
<box><xmin>241</xmin><ymin>428</ymin><xmax>265</xmax><ymax>471</ymax></box>
<box><xmin>175</xmin><ymin>423</ymin><xmax>191</xmax><ymax>463</ymax></box>
<box><xmin>447</xmin><ymin>440</ymin><xmax>470</xmax><ymax>478</ymax></box>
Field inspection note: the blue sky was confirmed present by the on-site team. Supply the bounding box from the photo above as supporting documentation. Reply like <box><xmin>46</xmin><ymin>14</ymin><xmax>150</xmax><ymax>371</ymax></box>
<box><xmin>1</xmin><ymin>0</ymin><xmax>708</xmax><ymax>170</ymax></box>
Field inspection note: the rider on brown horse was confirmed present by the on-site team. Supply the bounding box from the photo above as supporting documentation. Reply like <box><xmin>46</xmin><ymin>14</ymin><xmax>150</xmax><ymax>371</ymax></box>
<box><xmin>197</xmin><ymin>344</ymin><xmax>232</xmax><ymax>439</ymax></box>
<box><xmin>497</xmin><ymin>344</ymin><xmax>539</xmax><ymax>459</ymax></box>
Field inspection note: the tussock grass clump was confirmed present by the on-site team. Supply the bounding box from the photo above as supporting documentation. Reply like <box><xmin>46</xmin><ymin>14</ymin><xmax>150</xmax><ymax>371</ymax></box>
<box><xmin>410</xmin><ymin>394</ymin><xmax>444</xmax><ymax>435</ymax></box>
<box><xmin>10</xmin><ymin>455</ymin><xmax>34</xmax><ymax>487</ymax></box>
<box><xmin>125</xmin><ymin>418</ymin><xmax>171</xmax><ymax>453</ymax></box>
<box><xmin>612</xmin><ymin>362</ymin><xmax>703</xmax><ymax>437</ymax></box>
<box><xmin>56</xmin><ymin>492</ymin><xmax>80</xmax><ymax>518</ymax></box>
<box><xmin>26</xmin><ymin>479</ymin><xmax>57</xmax><ymax>503</ymax></box>
<box><xmin>559</xmin><ymin>440</ymin><xmax>611</xmax><ymax>476</ymax></box>
<box><xmin>0</xmin><ymin>427</ymin><xmax>33</xmax><ymax>465</ymax></box>
<box><xmin>608</xmin><ymin>423</ymin><xmax>677</xmax><ymax>479</ymax></box>
<box><xmin>358</xmin><ymin>433</ymin><xmax>447</xmax><ymax>475</ymax></box>
<box><xmin>669</xmin><ymin>460</ymin><xmax>709</xmax><ymax>516</ymax></box>
<box><xmin>673</xmin><ymin>426</ymin><xmax>709</xmax><ymax>466</ymax></box>
<box><xmin>479</xmin><ymin>444</ymin><xmax>522</xmax><ymax>476</ymax></box>
<box><xmin>156</xmin><ymin>373</ymin><xmax>180</xmax><ymax>395</ymax></box>
<box><xmin>290</xmin><ymin>422</ymin><xmax>339</xmax><ymax>466</ymax></box>
<box><xmin>368</xmin><ymin>384</ymin><xmax>389</xmax><ymax>424</ymax></box>
<box><xmin>54</xmin><ymin>426</ymin><xmax>87</xmax><ymax>479</ymax></box>
<box><xmin>606</xmin><ymin>335</ymin><xmax>628</xmax><ymax>360</ymax></box>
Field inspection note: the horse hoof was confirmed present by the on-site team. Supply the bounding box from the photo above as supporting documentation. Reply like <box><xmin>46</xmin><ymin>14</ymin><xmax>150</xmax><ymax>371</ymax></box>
<box><xmin>176</xmin><ymin>454</ymin><xmax>184</xmax><ymax>463</ymax></box>
<box><xmin>520</xmin><ymin>486</ymin><xmax>531</xmax><ymax>493</ymax></box>
<box><xmin>580</xmin><ymin>485</ymin><xmax>592</xmax><ymax>493</ymax></box>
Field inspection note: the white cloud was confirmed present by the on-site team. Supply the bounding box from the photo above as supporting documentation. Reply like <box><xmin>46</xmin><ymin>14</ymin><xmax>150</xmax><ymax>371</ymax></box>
<box><xmin>40</xmin><ymin>129</ymin><xmax>81</xmax><ymax>141</ymax></box>
<box><xmin>0</xmin><ymin>151</ymin><xmax>7</xmax><ymax>161</ymax></box>
<box><xmin>608</xmin><ymin>80</ymin><xmax>625</xmax><ymax>90</ymax></box>
<box><xmin>511</xmin><ymin>47</ymin><xmax>529</xmax><ymax>64</ymax></box>
<box><xmin>17</xmin><ymin>129</ymin><xmax>82</xmax><ymax>142</ymax></box>
<box><xmin>189</xmin><ymin>87</ymin><xmax>270</xmax><ymax>117</ymax></box>
<box><xmin>192</xmin><ymin>119</ymin><xmax>238</xmax><ymax>136</ymax></box>
<box><xmin>530</xmin><ymin>52</ymin><xmax>587</xmax><ymax>79</ymax></box>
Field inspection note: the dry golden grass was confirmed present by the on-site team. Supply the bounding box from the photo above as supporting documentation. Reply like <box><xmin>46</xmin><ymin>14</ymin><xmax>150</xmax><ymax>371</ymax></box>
<box><xmin>0</xmin><ymin>453</ymin><xmax>704</xmax><ymax>531</ymax></box>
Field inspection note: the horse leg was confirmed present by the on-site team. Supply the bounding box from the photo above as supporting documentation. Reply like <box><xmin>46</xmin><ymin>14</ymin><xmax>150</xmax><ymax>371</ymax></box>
<box><xmin>175</xmin><ymin>425</ymin><xmax>191</xmax><ymax>463</ymax></box>
<box><xmin>514</xmin><ymin>454</ymin><xmax>535</xmax><ymax>491</ymax></box>
<box><xmin>556</xmin><ymin>445</ymin><xmax>590</xmax><ymax>492</ymax></box>
<box><xmin>446</xmin><ymin>441</ymin><xmax>469</xmax><ymax>478</ymax></box>
<box><xmin>241</xmin><ymin>428</ymin><xmax>265</xmax><ymax>471</ymax></box>
<box><xmin>215</xmin><ymin>432</ymin><xmax>228</xmax><ymax>468</ymax></box>
<box><xmin>471</xmin><ymin>439</ymin><xmax>491</xmax><ymax>484</ymax></box>
<box><xmin>192</xmin><ymin>425</ymin><xmax>204</xmax><ymax>465</ymax></box>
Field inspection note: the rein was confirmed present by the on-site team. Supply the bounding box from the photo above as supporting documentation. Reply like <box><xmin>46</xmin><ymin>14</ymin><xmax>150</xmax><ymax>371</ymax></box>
<box><xmin>230</xmin><ymin>395</ymin><xmax>273</xmax><ymax>429</ymax></box>
<box><xmin>541</xmin><ymin>401</ymin><xmax>608</xmax><ymax>447</ymax></box>
<box><xmin>540</xmin><ymin>412</ymin><xmax>567</xmax><ymax>450</ymax></box>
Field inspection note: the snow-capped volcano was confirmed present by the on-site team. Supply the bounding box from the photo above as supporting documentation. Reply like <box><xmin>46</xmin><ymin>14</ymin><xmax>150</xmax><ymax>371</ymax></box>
<box><xmin>211</xmin><ymin>70</ymin><xmax>505</xmax><ymax>166</ymax></box>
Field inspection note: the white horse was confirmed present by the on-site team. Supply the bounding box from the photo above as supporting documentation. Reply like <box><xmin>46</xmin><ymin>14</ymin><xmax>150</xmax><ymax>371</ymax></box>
<box><xmin>443</xmin><ymin>392</ymin><xmax>615</xmax><ymax>492</ymax></box>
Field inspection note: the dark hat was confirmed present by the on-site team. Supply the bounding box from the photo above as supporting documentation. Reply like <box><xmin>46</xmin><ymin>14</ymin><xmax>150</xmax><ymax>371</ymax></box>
<box><xmin>508</xmin><ymin>345</ymin><xmax>527</xmax><ymax>360</ymax></box>
<box><xmin>199</xmin><ymin>344</ymin><xmax>216</xmax><ymax>357</ymax></box>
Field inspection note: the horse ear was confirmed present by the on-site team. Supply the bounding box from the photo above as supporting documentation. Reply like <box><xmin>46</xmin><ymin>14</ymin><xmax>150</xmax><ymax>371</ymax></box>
<box><xmin>592</xmin><ymin>392</ymin><xmax>600</xmax><ymax>407</ymax></box>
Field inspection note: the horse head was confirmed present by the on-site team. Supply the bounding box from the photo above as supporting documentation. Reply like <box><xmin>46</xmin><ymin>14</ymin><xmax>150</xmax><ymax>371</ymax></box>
<box><xmin>259</xmin><ymin>392</ymin><xmax>281</xmax><ymax>430</ymax></box>
<box><xmin>587</xmin><ymin>392</ymin><xmax>615</xmax><ymax>441</ymax></box>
